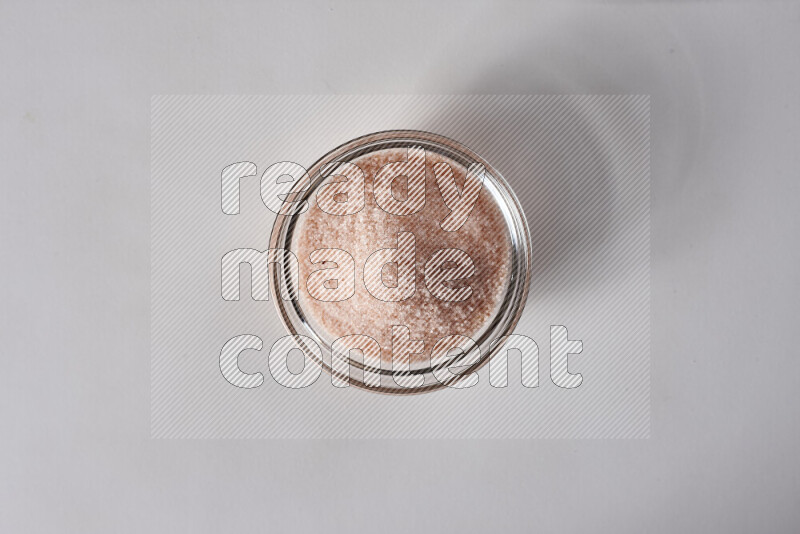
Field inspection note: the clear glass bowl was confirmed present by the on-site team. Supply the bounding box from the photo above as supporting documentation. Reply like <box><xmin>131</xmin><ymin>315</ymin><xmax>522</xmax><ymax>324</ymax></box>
<box><xmin>269</xmin><ymin>130</ymin><xmax>532</xmax><ymax>394</ymax></box>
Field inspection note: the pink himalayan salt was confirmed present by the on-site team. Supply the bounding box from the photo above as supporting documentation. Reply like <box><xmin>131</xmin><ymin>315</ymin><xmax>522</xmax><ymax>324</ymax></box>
<box><xmin>293</xmin><ymin>147</ymin><xmax>512</xmax><ymax>366</ymax></box>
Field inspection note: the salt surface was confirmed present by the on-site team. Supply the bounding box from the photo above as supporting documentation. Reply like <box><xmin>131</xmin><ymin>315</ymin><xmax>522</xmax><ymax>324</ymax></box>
<box><xmin>293</xmin><ymin>147</ymin><xmax>512</xmax><ymax>366</ymax></box>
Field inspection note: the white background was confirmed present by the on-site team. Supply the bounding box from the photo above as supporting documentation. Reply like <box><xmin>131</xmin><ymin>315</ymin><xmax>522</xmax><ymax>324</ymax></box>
<box><xmin>1</xmin><ymin>1</ymin><xmax>799</xmax><ymax>532</ymax></box>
